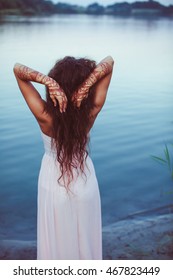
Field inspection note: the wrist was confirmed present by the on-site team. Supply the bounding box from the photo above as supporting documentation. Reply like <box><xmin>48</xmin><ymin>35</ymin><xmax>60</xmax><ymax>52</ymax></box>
<box><xmin>43</xmin><ymin>77</ymin><xmax>60</xmax><ymax>93</ymax></box>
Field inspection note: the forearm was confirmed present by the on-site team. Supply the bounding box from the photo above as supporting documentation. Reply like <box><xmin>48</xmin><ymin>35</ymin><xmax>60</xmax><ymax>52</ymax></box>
<box><xmin>89</xmin><ymin>56</ymin><xmax>113</xmax><ymax>82</ymax></box>
<box><xmin>73</xmin><ymin>56</ymin><xmax>114</xmax><ymax>103</ymax></box>
<box><xmin>81</xmin><ymin>56</ymin><xmax>113</xmax><ymax>89</ymax></box>
<box><xmin>13</xmin><ymin>63</ymin><xmax>58</xmax><ymax>89</ymax></box>
<box><xmin>13</xmin><ymin>63</ymin><xmax>67</xmax><ymax>112</ymax></box>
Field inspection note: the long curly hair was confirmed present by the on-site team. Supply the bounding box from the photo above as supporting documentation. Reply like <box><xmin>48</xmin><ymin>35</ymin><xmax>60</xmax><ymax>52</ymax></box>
<box><xmin>46</xmin><ymin>56</ymin><xmax>96</xmax><ymax>188</ymax></box>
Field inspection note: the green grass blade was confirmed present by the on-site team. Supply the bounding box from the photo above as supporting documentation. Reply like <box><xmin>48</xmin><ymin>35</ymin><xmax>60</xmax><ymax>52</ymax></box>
<box><xmin>164</xmin><ymin>144</ymin><xmax>171</xmax><ymax>170</ymax></box>
<box><xmin>151</xmin><ymin>155</ymin><xmax>167</xmax><ymax>164</ymax></box>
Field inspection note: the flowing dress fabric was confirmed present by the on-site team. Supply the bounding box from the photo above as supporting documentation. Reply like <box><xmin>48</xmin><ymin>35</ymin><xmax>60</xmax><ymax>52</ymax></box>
<box><xmin>37</xmin><ymin>132</ymin><xmax>102</xmax><ymax>260</ymax></box>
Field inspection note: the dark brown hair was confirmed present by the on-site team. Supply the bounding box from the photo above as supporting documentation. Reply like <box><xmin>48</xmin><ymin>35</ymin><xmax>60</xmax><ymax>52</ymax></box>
<box><xmin>46</xmin><ymin>56</ymin><xmax>96</xmax><ymax>188</ymax></box>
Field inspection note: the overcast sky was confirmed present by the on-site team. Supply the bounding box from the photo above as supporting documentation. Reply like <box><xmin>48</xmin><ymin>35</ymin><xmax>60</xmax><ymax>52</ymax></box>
<box><xmin>52</xmin><ymin>0</ymin><xmax>173</xmax><ymax>6</ymax></box>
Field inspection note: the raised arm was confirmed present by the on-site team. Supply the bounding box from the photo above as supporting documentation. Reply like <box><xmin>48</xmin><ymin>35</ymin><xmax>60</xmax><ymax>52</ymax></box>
<box><xmin>72</xmin><ymin>56</ymin><xmax>114</xmax><ymax>108</ymax></box>
<box><xmin>13</xmin><ymin>63</ymin><xmax>67</xmax><ymax>119</ymax></box>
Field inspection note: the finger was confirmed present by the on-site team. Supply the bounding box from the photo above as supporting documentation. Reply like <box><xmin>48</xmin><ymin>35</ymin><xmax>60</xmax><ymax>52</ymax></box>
<box><xmin>56</xmin><ymin>97</ymin><xmax>63</xmax><ymax>113</ymax></box>
<box><xmin>62</xmin><ymin>100</ymin><xmax>65</xmax><ymax>113</ymax></box>
<box><xmin>76</xmin><ymin>100</ymin><xmax>81</xmax><ymax>108</ymax></box>
<box><xmin>60</xmin><ymin>95</ymin><xmax>67</xmax><ymax>112</ymax></box>
<box><xmin>64</xmin><ymin>96</ymin><xmax>68</xmax><ymax>112</ymax></box>
<box><xmin>61</xmin><ymin>97</ymin><xmax>66</xmax><ymax>113</ymax></box>
<box><xmin>63</xmin><ymin>99</ymin><xmax>67</xmax><ymax>112</ymax></box>
<box><xmin>59</xmin><ymin>103</ymin><xmax>63</xmax><ymax>113</ymax></box>
<box><xmin>51</xmin><ymin>95</ymin><xmax>57</xmax><ymax>107</ymax></box>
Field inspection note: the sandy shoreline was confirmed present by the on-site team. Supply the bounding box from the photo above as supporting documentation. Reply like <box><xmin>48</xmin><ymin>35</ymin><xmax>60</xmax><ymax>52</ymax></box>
<box><xmin>0</xmin><ymin>213</ymin><xmax>173</xmax><ymax>260</ymax></box>
<box><xmin>103</xmin><ymin>213</ymin><xmax>173</xmax><ymax>260</ymax></box>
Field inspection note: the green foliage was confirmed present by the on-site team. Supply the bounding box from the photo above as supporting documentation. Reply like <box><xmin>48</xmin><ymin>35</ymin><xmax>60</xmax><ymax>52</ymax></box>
<box><xmin>0</xmin><ymin>0</ymin><xmax>55</xmax><ymax>14</ymax></box>
<box><xmin>152</xmin><ymin>143</ymin><xmax>173</xmax><ymax>185</ymax></box>
<box><xmin>152</xmin><ymin>143</ymin><xmax>173</xmax><ymax>196</ymax></box>
<box><xmin>0</xmin><ymin>0</ymin><xmax>173</xmax><ymax>16</ymax></box>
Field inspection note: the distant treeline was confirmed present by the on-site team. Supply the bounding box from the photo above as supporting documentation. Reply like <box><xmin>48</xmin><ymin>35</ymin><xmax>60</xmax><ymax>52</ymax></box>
<box><xmin>0</xmin><ymin>0</ymin><xmax>173</xmax><ymax>17</ymax></box>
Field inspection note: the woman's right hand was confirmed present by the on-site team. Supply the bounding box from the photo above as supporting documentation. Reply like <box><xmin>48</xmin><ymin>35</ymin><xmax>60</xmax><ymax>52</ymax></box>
<box><xmin>72</xmin><ymin>88</ymin><xmax>89</xmax><ymax>108</ymax></box>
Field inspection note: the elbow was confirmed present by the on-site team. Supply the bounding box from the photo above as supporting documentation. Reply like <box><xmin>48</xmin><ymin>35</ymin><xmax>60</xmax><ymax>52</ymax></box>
<box><xmin>104</xmin><ymin>56</ymin><xmax>114</xmax><ymax>72</ymax></box>
<box><xmin>13</xmin><ymin>63</ymin><xmax>18</xmax><ymax>75</ymax></box>
<box><xmin>107</xmin><ymin>56</ymin><xmax>114</xmax><ymax>67</ymax></box>
<box><xmin>13</xmin><ymin>63</ymin><xmax>20</xmax><ymax>75</ymax></box>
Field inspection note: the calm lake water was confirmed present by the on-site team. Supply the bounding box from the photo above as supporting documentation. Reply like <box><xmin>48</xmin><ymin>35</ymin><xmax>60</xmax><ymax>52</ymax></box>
<box><xmin>0</xmin><ymin>14</ymin><xmax>173</xmax><ymax>241</ymax></box>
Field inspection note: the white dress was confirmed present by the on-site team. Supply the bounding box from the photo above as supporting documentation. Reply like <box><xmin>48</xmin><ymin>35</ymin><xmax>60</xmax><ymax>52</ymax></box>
<box><xmin>37</xmin><ymin>131</ymin><xmax>102</xmax><ymax>260</ymax></box>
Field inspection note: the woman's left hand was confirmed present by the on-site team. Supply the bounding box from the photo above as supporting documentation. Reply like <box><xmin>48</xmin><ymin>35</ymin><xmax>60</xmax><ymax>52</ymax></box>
<box><xmin>49</xmin><ymin>85</ymin><xmax>67</xmax><ymax>113</ymax></box>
